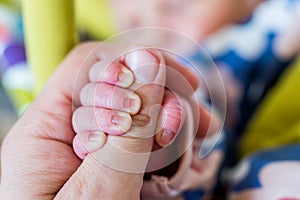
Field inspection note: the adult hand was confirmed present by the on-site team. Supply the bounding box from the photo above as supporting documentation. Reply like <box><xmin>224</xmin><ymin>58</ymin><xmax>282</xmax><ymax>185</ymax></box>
<box><xmin>0</xmin><ymin>42</ymin><xmax>220</xmax><ymax>199</ymax></box>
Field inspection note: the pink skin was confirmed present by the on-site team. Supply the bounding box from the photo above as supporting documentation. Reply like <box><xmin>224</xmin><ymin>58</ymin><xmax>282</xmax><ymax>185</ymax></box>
<box><xmin>73</xmin><ymin>88</ymin><xmax>184</xmax><ymax>159</ymax></box>
<box><xmin>89</xmin><ymin>61</ymin><xmax>135</xmax><ymax>87</ymax></box>
<box><xmin>73</xmin><ymin>48</ymin><xmax>186</xmax><ymax>159</ymax></box>
<box><xmin>110</xmin><ymin>0</ymin><xmax>263</xmax><ymax>44</ymax></box>
<box><xmin>72</xmin><ymin>50</ymin><xmax>221</xmax><ymax>160</ymax></box>
<box><xmin>73</xmin><ymin>107</ymin><xmax>132</xmax><ymax>135</ymax></box>
<box><xmin>0</xmin><ymin>42</ymin><xmax>167</xmax><ymax>199</ymax></box>
<box><xmin>155</xmin><ymin>89</ymin><xmax>182</xmax><ymax>147</ymax></box>
<box><xmin>80</xmin><ymin>83</ymin><xmax>141</xmax><ymax>115</ymax></box>
<box><xmin>59</xmin><ymin>44</ymin><xmax>167</xmax><ymax>199</ymax></box>
<box><xmin>1</xmin><ymin>0</ymin><xmax>265</xmax><ymax>196</ymax></box>
<box><xmin>0</xmin><ymin>45</ymin><xmax>222</xmax><ymax>199</ymax></box>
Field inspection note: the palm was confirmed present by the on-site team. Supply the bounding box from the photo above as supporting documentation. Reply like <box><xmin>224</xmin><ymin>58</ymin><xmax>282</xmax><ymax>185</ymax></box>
<box><xmin>1</xmin><ymin>88</ymin><xmax>81</xmax><ymax>199</ymax></box>
<box><xmin>0</xmin><ymin>43</ymin><xmax>98</xmax><ymax>199</ymax></box>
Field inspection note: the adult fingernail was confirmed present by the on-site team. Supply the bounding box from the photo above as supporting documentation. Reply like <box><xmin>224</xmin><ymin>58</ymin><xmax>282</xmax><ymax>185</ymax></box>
<box><xmin>125</xmin><ymin>49</ymin><xmax>159</xmax><ymax>84</ymax></box>
<box><xmin>117</xmin><ymin>67</ymin><xmax>134</xmax><ymax>87</ymax></box>
<box><xmin>123</xmin><ymin>93</ymin><xmax>141</xmax><ymax>114</ymax></box>
<box><xmin>161</xmin><ymin>130</ymin><xmax>176</xmax><ymax>146</ymax></box>
<box><xmin>87</xmin><ymin>131</ymin><xmax>107</xmax><ymax>152</ymax></box>
<box><xmin>112</xmin><ymin>112</ymin><xmax>132</xmax><ymax>132</ymax></box>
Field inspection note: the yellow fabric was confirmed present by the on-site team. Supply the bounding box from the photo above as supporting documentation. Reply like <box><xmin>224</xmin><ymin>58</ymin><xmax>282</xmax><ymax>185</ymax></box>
<box><xmin>5</xmin><ymin>88</ymin><xmax>33</xmax><ymax>115</ymax></box>
<box><xmin>22</xmin><ymin>0</ymin><xmax>77</xmax><ymax>95</ymax></box>
<box><xmin>22</xmin><ymin>0</ymin><xmax>115</xmax><ymax>95</ymax></box>
<box><xmin>239</xmin><ymin>57</ymin><xmax>300</xmax><ymax>157</ymax></box>
<box><xmin>75</xmin><ymin>0</ymin><xmax>116</xmax><ymax>40</ymax></box>
<box><xmin>0</xmin><ymin>0</ymin><xmax>19</xmax><ymax>9</ymax></box>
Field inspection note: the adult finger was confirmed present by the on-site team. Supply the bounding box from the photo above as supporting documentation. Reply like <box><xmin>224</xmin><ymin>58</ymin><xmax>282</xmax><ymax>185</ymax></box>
<box><xmin>56</xmin><ymin>46</ymin><xmax>166</xmax><ymax>199</ymax></box>
<box><xmin>163</xmin><ymin>53</ymin><xmax>199</xmax><ymax>91</ymax></box>
<box><xmin>197</xmin><ymin>104</ymin><xmax>222</xmax><ymax>138</ymax></box>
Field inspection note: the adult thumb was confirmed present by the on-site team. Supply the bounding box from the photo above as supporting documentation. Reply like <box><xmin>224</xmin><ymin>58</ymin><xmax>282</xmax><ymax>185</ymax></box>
<box><xmin>55</xmin><ymin>47</ymin><xmax>166</xmax><ymax>199</ymax></box>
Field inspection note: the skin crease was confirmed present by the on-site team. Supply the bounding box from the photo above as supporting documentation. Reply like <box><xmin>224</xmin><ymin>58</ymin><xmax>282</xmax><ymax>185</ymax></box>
<box><xmin>57</xmin><ymin>45</ymin><xmax>167</xmax><ymax>199</ymax></box>
<box><xmin>65</xmin><ymin>1</ymin><xmax>266</xmax><ymax>196</ymax></box>
<box><xmin>72</xmin><ymin>41</ymin><xmax>222</xmax><ymax>158</ymax></box>
<box><xmin>0</xmin><ymin>42</ymin><xmax>219</xmax><ymax>199</ymax></box>
<box><xmin>0</xmin><ymin>43</ymin><xmax>157</xmax><ymax>199</ymax></box>
<box><xmin>106</xmin><ymin>0</ymin><xmax>264</xmax><ymax>132</ymax></box>
<box><xmin>71</xmin><ymin>47</ymin><xmax>224</xmax><ymax>200</ymax></box>
<box><xmin>106</xmin><ymin>0</ymin><xmax>263</xmax><ymax>132</ymax></box>
<box><xmin>73</xmin><ymin>52</ymin><xmax>222</xmax><ymax>158</ymax></box>
<box><xmin>1</xmin><ymin>0</ymin><xmax>264</xmax><ymax>197</ymax></box>
<box><xmin>0</xmin><ymin>43</ymin><xmax>95</xmax><ymax>199</ymax></box>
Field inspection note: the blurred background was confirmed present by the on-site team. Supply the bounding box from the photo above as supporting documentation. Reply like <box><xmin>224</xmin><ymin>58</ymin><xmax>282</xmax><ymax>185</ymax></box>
<box><xmin>0</xmin><ymin>0</ymin><xmax>22</xmax><ymax>141</ymax></box>
<box><xmin>1</xmin><ymin>0</ymin><xmax>299</xmax><ymax>142</ymax></box>
<box><xmin>1</xmin><ymin>0</ymin><xmax>300</xmax><ymax>199</ymax></box>
<box><xmin>0</xmin><ymin>86</ymin><xmax>17</xmax><ymax>141</ymax></box>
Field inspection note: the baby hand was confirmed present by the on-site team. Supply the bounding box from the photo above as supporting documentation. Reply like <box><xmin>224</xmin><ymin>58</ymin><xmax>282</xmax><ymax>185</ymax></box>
<box><xmin>72</xmin><ymin>49</ymin><xmax>144</xmax><ymax>159</ymax></box>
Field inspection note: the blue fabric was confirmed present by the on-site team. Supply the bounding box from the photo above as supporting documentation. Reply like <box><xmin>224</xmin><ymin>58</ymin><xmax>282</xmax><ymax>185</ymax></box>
<box><xmin>232</xmin><ymin>145</ymin><xmax>300</xmax><ymax>192</ymax></box>
<box><xmin>186</xmin><ymin>1</ymin><xmax>300</xmax><ymax>197</ymax></box>
<box><xmin>190</xmin><ymin>0</ymin><xmax>299</xmax><ymax>135</ymax></box>
<box><xmin>183</xmin><ymin>189</ymin><xmax>205</xmax><ymax>200</ymax></box>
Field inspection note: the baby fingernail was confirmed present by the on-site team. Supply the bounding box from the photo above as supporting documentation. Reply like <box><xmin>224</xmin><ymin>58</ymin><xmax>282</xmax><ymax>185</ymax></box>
<box><xmin>161</xmin><ymin>130</ymin><xmax>176</xmax><ymax>146</ymax></box>
<box><xmin>123</xmin><ymin>93</ymin><xmax>141</xmax><ymax>114</ymax></box>
<box><xmin>112</xmin><ymin>112</ymin><xmax>132</xmax><ymax>132</ymax></box>
<box><xmin>87</xmin><ymin>132</ymin><xmax>107</xmax><ymax>152</ymax></box>
<box><xmin>117</xmin><ymin>67</ymin><xmax>134</xmax><ymax>87</ymax></box>
<box><xmin>74</xmin><ymin>136</ymin><xmax>87</xmax><ymax>159</ymax></box>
